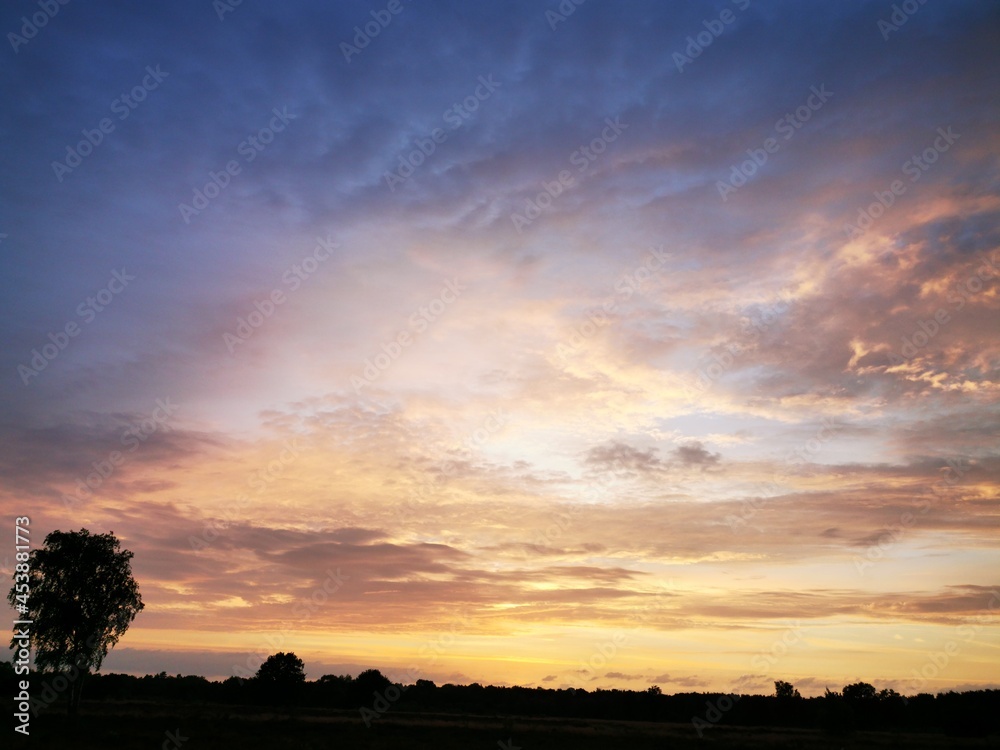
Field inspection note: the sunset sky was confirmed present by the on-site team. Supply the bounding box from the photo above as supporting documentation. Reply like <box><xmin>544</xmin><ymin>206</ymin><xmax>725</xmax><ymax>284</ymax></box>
<box><xmin>1</xmin><ymin>0</ymin><xmax>998</xmax><ymax>696</ymax></box>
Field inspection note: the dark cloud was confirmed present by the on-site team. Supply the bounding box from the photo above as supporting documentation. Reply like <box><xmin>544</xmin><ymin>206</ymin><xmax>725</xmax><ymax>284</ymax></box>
<box><xmin>584</xmin><ymin>439</ymin><xmax>721</xmax><ymax>475</ymax></box>
<box><xmin>585</xmin><ymin>441</ymin><xmax>663</xmax><ymax>474</ymax></box>
<box><xmin>671</xmin><ymin>441</ymin><xmax>721</xmax><ymax>468</ymax></box>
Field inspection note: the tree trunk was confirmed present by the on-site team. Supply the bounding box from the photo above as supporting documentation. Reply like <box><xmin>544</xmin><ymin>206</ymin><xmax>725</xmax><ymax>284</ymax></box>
<box><xmin>67</xmin><ymin>676</ymin><xmax>77</xmax><ymax>718</ymax></box>
<box><xmin>68</xmin><ymin>669</ymin><xmax>88</xmax><ymax>719</ymax></box>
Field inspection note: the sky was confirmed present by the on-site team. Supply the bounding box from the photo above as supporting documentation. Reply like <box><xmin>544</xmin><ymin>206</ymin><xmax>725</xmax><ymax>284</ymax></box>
<box><xmin>1</xmin><ymin>0</ymin><xmax>998</xmax><ymax>697</ymax></box>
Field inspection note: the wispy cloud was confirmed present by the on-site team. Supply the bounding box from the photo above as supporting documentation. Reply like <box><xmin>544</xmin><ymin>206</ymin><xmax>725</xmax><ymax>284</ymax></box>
<box><xmin>1</xmin><ymin>0</ymin><xmax>998</xmax><ymax>695</ymax></box>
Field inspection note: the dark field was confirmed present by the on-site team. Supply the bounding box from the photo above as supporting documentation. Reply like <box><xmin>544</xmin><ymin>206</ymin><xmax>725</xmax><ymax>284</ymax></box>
<box><xmin>12</xmin><ymin>702</ymin><xmax>1000</xmax><ymax>750</ymax></box>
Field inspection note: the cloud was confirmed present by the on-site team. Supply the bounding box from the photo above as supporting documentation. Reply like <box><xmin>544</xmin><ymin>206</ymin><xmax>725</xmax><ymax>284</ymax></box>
<box><xmin>0</xmin><ymin>0</ymin><xmax>997</xmax><ymax>693</ymax></box>
<box><xmin>650</xmin><ymin>673</ymin><xmax>708</xmax><ymax>688</ymax></box>
<box><xmin>584</xmin><ymin>441</ymin><xmax>663</xmax><ymax>474</ymax></box>
<box><xmin>731</xmin><ymin>674</ymin><xmax>771</xmax><ymax>694</ymax></box>
<box><xmin>583</xmin><ymin>439</ymin><xmax>721</xmax><ymax>476</ymax></box>
<box><xmin>671</xmin><ymin>441</ymin><xmax>721</xmax><ymax>468</ymax></box>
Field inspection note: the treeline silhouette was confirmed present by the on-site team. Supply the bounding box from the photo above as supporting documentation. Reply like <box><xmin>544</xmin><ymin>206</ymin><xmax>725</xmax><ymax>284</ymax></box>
<box><xmin>3</xmin><ymin>660</ymin><xmax>997</xmax><ymax>737</ymax></box>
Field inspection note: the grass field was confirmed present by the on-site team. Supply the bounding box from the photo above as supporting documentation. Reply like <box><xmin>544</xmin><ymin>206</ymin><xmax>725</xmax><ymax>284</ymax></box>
<box><xmin>11</xmin><ymin>701</ymin><xmax>1000</xmax><ymax>749</ymax></box>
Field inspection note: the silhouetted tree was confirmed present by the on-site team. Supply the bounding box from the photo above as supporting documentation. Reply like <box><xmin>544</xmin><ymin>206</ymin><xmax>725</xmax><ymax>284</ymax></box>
<box><xmin>842</xmin><ymin>681</ymin><xmax>876</xmax><ymax>701</ymax></box>
<box><xmin>0</xmin><ymin>659</ymin><xmax>15</xmax><ymax>696</ymax></box>
<box><xmin>842</xmin><ymin>681</ymin><xmax>880</xmax><ymax>729</ymax></box>
<box><xmin>11</xmin><ymin>666</ymin><xmax>1000</xmax><ymax>733</ymax></box>
<box><xmin>7</xmin><ymin>528</ymin><xmax>143</xmax><ymax>717</ymax></box>
<box><xmin>316</xmin><ymin>673</ymin><xmax>351</xmax><ymax>705</ymax></box>
<box><xmin>351</xmin><ymin>668</ymin><xmax>393</xmax><ymax>705</ymax></box>
<box><xmin>255</xmin><ymin>652</ymin><xmax>305</xmax><ymax>706</ymax></box>
<box><xmin>774</xmin><ymin>680</ymin><xmax>801</xmax><ymax>699</ymax></box>
<box><xmin>355</xmin><ymin>668</ymin><xmax>391</xmax><ymax>691</ymax></box>
<box><xmin>256</xmin><ymin>652</ymin><xmax>305</xmax><ymax>685</ymax></box>
<box><xmin>821</xmin><ymin>687</ymin><xmax>854</xmax><ymax>735</ymax></box>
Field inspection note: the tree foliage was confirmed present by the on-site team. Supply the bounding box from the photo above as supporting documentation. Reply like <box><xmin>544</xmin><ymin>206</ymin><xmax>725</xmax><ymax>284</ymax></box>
<box><xmin>255</xmin><ymin>652</ymin><xmax>306</xmax><ymax>709</ymax></box>
<box><xmin>842</xmin><ymin>681</ymin><xmax>877</xmax><ymax>701</ymax></box>
<box><xmin>256</xmin><ymin>652</ymin><xmax>306</xmax><ymax>686</ymax></box>
<box><xmin>775</xmin><ymin>680</ymin><xmax>801</xmax><ymax>699</ymax></box>
<box><xmin>354</xmin><ymin>668</ymin><xmax>392</xmax><ymax>692</ymax></box>
<box><xmin>6</xmin><ymin>528</ymin><xmax>144</xmax><ymax>715</ymax></box>
<box><xmin>1</xmin><ymin>664</ymin><xmax>997</xmax><ymax>736</ymax></box>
